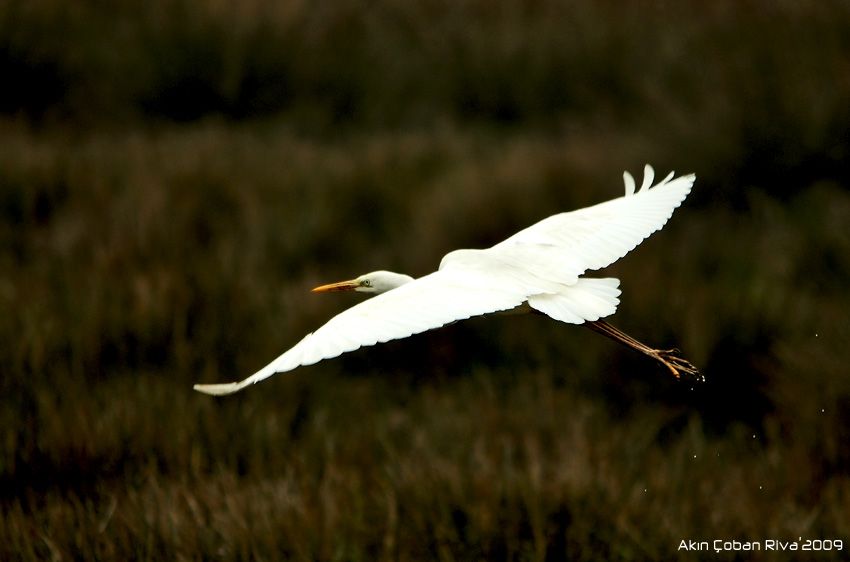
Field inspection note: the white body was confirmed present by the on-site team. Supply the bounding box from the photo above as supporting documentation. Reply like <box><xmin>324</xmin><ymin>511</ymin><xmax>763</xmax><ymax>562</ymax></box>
<box><xmin>195</xmin><ymin>165</ymin><xmax>694</xmax><ymax>395</ymax></box>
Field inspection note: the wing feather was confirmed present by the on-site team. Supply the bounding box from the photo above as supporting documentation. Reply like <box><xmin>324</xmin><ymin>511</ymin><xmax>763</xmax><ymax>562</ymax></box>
<box><xmin>194</xmin><ymin>267</ymin><xmax>531</xmax><ymax>395</ymax></box>
<box><xmin>490</xmin><ymin>166</ymin><xmax>694</xmax><ymax>283</ymax></box>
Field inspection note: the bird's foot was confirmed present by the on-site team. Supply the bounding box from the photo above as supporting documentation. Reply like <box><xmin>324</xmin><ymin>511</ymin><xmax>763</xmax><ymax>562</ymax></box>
<box><xmin>653</xmin><ymin>349</ymin><xmax>703</xmax><ymax>382</ymax></box>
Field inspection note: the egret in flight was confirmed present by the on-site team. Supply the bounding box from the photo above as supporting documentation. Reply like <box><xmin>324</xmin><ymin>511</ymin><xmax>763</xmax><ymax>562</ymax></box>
<box><xmin>195</xmin><ymin>165</ymin><xmax>699</xmax><ymax>396</ymax></box>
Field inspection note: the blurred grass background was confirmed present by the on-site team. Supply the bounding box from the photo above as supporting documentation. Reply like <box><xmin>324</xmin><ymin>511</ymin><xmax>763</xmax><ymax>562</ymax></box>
<box><xmin>2</xmin><ymin>0</ymin><xmax>850</xmax><ymax>559</ymax></box>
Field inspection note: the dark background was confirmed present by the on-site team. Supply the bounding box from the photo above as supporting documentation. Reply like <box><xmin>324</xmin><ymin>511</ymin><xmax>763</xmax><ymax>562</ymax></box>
<box><xmin>2</xmin><ymin>0</ymin><xmax>849</xmax><ymax>559</ymax></box>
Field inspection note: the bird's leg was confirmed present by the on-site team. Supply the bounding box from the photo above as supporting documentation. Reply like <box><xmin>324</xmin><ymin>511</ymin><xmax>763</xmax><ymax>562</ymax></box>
<box><xmin>584</xmin><ymin>320</ymin><xmax>702</xmax><ymax>381</ymax></box>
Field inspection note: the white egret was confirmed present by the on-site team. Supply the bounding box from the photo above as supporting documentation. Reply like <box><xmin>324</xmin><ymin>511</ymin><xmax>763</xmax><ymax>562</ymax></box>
<box><xmin>195</xmin><ymin>165</ymin><xmax>699</xmax><ymax>396</ymax></box>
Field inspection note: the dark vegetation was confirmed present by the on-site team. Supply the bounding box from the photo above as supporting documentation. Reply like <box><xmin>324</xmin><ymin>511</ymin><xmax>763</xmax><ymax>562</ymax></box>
<box><xmin>2</xmin><ymin>0</ymin><xmax>850</xmax><ymax>559</ymax></box>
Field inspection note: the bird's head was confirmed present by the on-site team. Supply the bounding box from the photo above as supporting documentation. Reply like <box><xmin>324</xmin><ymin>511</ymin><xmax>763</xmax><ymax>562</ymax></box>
<box><xmin>311</xmin><ymin>270</ymin><xmax>414</xmax><ymax>295</ymax></box>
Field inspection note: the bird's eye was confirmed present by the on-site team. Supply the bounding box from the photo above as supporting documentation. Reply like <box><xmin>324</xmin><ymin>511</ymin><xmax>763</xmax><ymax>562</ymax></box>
<box><xmin>361</xmin><ymin>279</ymin><xmax>372</xmax><ymax>287</ymax></box>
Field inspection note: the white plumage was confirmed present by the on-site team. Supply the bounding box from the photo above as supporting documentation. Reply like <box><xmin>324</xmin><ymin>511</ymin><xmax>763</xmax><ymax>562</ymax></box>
<box><xmin>195</xmin><ymin>165</ymin><xmax>695</xmax><ymax>395</ymax></box>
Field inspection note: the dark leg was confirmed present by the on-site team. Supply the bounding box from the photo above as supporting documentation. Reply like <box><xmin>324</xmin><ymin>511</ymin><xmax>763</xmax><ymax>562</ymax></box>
<box><xmin>585</xmin><ymin>320</ymin><xmax>702</xmax><ymax>381</ymax></box>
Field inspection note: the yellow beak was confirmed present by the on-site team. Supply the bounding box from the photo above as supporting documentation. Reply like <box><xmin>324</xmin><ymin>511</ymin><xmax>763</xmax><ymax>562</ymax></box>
<box><xmin>311</xmin><ymin>279</ymin><xmax>360</xmax><ymax>293</ymax></box>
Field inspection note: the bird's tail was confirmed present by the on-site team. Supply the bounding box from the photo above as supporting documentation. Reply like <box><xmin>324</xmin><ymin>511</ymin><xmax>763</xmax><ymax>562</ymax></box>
<box><xmin>527</xmin><ymin>277</ymin><xmax>621</xmax><ymax>324</ymax></box>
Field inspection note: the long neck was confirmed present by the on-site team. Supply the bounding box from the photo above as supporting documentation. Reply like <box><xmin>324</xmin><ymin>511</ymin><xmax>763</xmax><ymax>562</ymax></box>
<box><xmin>371</xmin><ymin>271</ymin><xmax>415</xmax><ymax>293</ymax></box>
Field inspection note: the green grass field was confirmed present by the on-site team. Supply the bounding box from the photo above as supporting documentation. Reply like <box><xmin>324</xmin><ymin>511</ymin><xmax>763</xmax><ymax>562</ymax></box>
<box><xmin>2</xmin><ymin>1</ymin><xmax>850</xmax><ymax>560</ymax></box>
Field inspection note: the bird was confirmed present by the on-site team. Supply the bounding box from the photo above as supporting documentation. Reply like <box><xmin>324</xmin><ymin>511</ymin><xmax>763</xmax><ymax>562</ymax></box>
<box><xmin>194</xmin><ymin>165</ymin><xmax>700</xmax><ymax>396</ymax></box>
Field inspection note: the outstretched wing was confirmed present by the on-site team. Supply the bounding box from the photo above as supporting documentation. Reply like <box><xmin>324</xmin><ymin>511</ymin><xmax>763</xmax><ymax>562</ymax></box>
<box><xmin>194</xmin><ymin>265</ymin><xmax>535</xmax><ymax>395</ymax></box>
<box><xmin>488</xmin><ymin>165</ymin><xmax>694</xmax><ymax>283</ymax></box>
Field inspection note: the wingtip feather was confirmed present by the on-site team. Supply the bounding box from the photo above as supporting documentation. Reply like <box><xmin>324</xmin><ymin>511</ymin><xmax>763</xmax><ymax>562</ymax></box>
<box><xmin>623</xmin><ymin>171</ymin><xmax>636</xmax><ymax>196</ymax></box>
<box><xmin>640</xmin><ymin>164</ymin><xmax>655</xmax><ymax>192</ymax></box>
<box><xmin>194</xmin><ymin>382</ymin><xmax>246</xmax><ymax>396</ymax></box>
